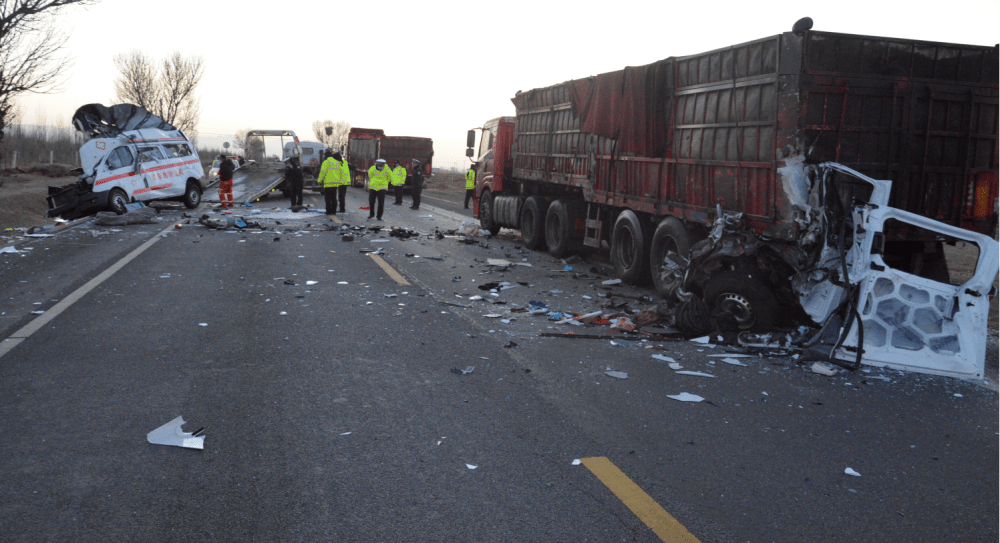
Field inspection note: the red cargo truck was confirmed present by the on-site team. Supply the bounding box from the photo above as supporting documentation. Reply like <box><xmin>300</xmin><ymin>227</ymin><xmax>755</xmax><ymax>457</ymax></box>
<box><xmin>346</xmin><ymin>128</ymin><xmax>434</xmax><ymax>188</ymax></box>
<box><xmin>469</xmin><ymin>27</ymin><xmax>998</xmax><ymax>328</ymax></box>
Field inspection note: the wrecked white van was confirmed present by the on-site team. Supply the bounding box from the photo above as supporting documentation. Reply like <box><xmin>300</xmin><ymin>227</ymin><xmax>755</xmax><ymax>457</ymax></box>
<box><xmin>47</xmin><ymin>104</ymin><xmax>207</xmax><ymax>220</ymax></box>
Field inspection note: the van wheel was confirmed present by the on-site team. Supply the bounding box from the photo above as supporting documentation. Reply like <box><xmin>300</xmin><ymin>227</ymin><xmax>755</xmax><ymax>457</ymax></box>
<box><xmin>108</xmin><ymin>189</ymin><xmax>129</xmax><ymax>215</ymax></box>
<box><xmin>479</xmin><ymin>191</ymin><xmax>501</xmax><ymax>236</ymax></box>
<box><xmin>703</xmin><ymin>271</ymin><xmax>777</xmax><ymax>331</ymax></box>
<box><xmin>610</xmin><ymin>210</ymin><xmax>647</xmax><ymax>283</ymax></box>
<box><xmin>650</xmin><ymin>217</ymin><xmax>692</xmax><ymax>297</ymax></box>
<box><xmin>183</xmin><ymin>183</ymin><xmax>202</xmax><ymax>208</ymax></box>
<box><xmin>519</xmin><ymin>196</ymin><xmax>547</xmax><ymax>250</ymax></box>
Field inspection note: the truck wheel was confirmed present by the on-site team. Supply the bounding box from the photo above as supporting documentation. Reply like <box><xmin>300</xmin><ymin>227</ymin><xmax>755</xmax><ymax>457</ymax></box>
<box><xmin>108</xmin><ymin>189</ymin><xmax>129</xmax><ymax>215</ymax></box>
<box><xmin>703</xmin><ymin>271</ymin><xmax>777</xmax><ymax>332</ymax></box>
<box><xmin>650</xmin><ymin>217</ymin><xmax>692</xmax><ymax>297</ymax></box>
<box><xmin>183</xmin><ymin>182</ymin><xmax>202</xmax><ymax>209</ymax></box>
<box><xmin>479</xmin><ymin>191</ymin><xmax>501</xmax><ymax>236</ymax></box>
<box><xmin>610</xmin><ymin>210</ymin><xmax>647</xmax><ymax>283</ymax></box>
<box><xmin>519</xmin><ymin>196</ymin><xmax>547</xmax><ymax>250</ymax></box>
<box><xmin>545</xmin><ymin>199</ymin><xmax>576</xmax><ymax>258</ymax></box>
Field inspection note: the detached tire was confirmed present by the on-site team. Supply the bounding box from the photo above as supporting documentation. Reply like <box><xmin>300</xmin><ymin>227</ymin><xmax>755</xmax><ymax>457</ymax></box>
<box><xmin>108</xmin><ymin>188</ymin><xmax>129</xmax><ymax>215</ymax></box>
<box><xmin>520</xmin><ymin>196</ymin><xmax>547</xmax><ymax>250</ymax></box>
<box><xmin>479</xmin><ymin>191</ymin><xmax>501</xmax><ymax>236</ymax></box>
<box><xmin>703</xmin><ymin>271</ymin><xmax>778</xmax><ymax>332</ymax></box>
<box><xmin>610</xmin><ymin>210</ymin><xmax>647</xmax><ymax>283</ymax></box>
<box><xmin>183</xmin><ymin>182</ymin><xmax>202</xmax><ymax>209</ymax></box>
<box><xmin>650</xmin><ymin>217</ymin><xmax>692</xmax><ymax>297</ymax></box>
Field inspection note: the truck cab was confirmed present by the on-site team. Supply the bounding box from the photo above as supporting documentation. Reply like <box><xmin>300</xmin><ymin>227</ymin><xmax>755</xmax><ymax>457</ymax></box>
<box><xmin>469</xmin><ymin>116</ymin><xmax>515</xmax><ymax>221</ymax></box>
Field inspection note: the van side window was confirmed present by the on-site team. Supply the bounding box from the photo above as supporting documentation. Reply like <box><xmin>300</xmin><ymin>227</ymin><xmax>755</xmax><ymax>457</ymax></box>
<box><xmin>302</xmin><ymin>148</ymin><xmax>314</xmax><ymax>155</ymax></box>
<box><xmin>107</xmin><ymin>147</ymin><xmax>134</xmax><ymax>170</ymax></box>
<box><xmin>163</xmin><ymin>143</ymin><xmax>192</xmax><ymax>157</ymax></box>
<box><xmin>138</xmin><ymin>146</ymin><xmax>165</xmax><ymax>162</ymax></box>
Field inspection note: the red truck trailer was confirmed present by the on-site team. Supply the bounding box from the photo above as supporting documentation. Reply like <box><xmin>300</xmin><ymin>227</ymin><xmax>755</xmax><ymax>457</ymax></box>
<box><xmin>469</xmin><ymin>27</ymin><xmax>998</xmax><ymax>326</ymax></box>
<box><xmin>346</xmin><ymin>128</ymin><xmax>434</xmax><ymax>188</ymax></box>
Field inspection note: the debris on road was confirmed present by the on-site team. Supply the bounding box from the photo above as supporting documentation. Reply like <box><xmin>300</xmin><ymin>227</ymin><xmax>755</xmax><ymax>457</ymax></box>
<box><xmin>146</xmin><ymin>416</ymin><xmax>205</xmax><ymax>450</ymax></box>
<box><xmin>845</xmin><ymin>467</ymin><xmax>861</xmax><ymax>477</ymax></box>
<box><xmin>604</xmin><ymin>370</ymin><xmax>628</xmax><ymax>379</ymax></box>
<box><xmin>466</xmin><ymin>463</ymin><xmax>478</xmax><ymax>470</ymax></box>
<box><xmin>675</xmin><ymin>371</ymin><xmax>715</xmax><ymax>378</ymax></box>
<box><xmin>811</xmin><ymin>362</ymin><xmax>839</xmax><ymax>376</ymax></box>
<box><xmin>720</xmin><ymin>357</ymin><xmax>748</xmax><ymax>367</ymax></box>
<box><xmin>94</xmin><ymin>207</ymin><xmax>158</xmax><ymax>226</ymax></box>
<box><xmin>666</xmin><ymin>393</ymin><xmax>705</xmax><ymax>403</ymax></box>
<box><xmin>451</xmin><ymin>366</ymin><xmax>475</xmax><ymax>375</ymax></box>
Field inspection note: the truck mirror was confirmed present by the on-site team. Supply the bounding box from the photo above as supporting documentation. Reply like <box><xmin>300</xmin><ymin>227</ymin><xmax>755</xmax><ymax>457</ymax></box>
<box><xmin>465</xmin><ymin>148</ymin><xmax>474</xmax><ymax>157</ymax></box>
<box><xmin>466</xmin><ymin>130</ymin><xmax>476</xmax><ymax>149</ymax></box>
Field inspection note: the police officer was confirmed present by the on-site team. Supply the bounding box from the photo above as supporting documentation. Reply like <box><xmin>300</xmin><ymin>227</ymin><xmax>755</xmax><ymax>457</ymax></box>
<box><xmin>410</xmin><ymin>159</ymin><xmax>425</xmax><ymax>210</ymax></box>
<box><xmin>390</xmin><ymin>160</ymin><xmax>406</xmax><ymax>205</ymax></box>
<box><xmin>464</xmin><ymin>164</ymin><xmax>476</xmax><ymax>209</ymax></box>
<box><xmin>367</xmin><ymin>158</ymin><xmax>391</xmax><ymax>220</ymax></box>
<box><xmin>332</xmin><ymin>151</ymin><xmax>350</xmax><ymax>213</ymax></box>
<box><xmin>284</xmin><ymin>156</ymin><xmax>304</xmax><ymax>207</ymax></box>
<box><xmin>317</xmin><ymin>149</ymin><xmax>346</xmax><ymax>216</ymax></box>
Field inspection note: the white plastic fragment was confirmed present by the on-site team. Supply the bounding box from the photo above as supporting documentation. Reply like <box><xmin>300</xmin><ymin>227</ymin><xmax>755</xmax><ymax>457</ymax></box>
<box><xmin>604</xmin><ymin>371</ymin><xmax>628</xmax><ymax>379</ymax></box>
<box><xmin>337</xmin><ymin>281</ymin><xmax>349</xmax><ymax>285</ymax></box>
<box><xmin>146</xmin><ymin>416</ymin><xmax>204</xmax><ymax>450</ymax></box>
<box><xmin>667</xmin><ymin>393</ymin><xmax>705</xmax><ymax>402</ymax></box>
<box><xmin>811</xmin><ymin>362</ymin><xmax>839</xmax><ymax>376</ymax></box>
<box><xmin>340</xmin><ymin>432</ymin><xmax>352</xmax><ymax>436</ymax></box>
<box><xmin>572</xmin><ymin>459</ymin><xmax>582</xmax><ymax>465</ymax></box>
<box><xmin>601</xmin><ymin>279</ymin><xmax>622</xmax><ymax>285</ymax></box>
<box><xmin>466</xmin><ymin>464</ymin><xmax>478</xmax><ymax>470</ymax></box>
<box><xmin>487</xmin><ymin>259</ymin><xmax>511</xmax><ymax>266</ymax></box>
<box><xmin>844</xmin><ymin>467</ymin><xmax>861</xmax><ymax>477</ymax></box>
<box><xmin>690</xmin><ymin>336</ymin><xmax>711</xmax><ymax>344</ymax></box>
<box><xmin>469</xmin><ymin>295</ymin><xmax>483</xmax><ymax>301</ymax></box>
<box><xmin>198</xmin><ymin>323</ymin><xmax>208</xmax><ymax>327</ymax></box>
<box><xmin>306</xmin><ymin>281</ymin><xmax>318</xmax><ymax>285</ymax></box>
<box><xmin>707</xmin><ymin>354</ymin><xmax>753</xmax><ymax>358</ymax></box>
<box><xmin>651</xmin><ymin>354</ymin><xmax>677</xmax><ymax>364</ymax></box>
<box><xmin>0</xmin><ymin>247</ymin><xmax>18</xmax><ymax>254</ymax></box>
<box><xmin>280</xmin><ymin>311</ymin><xmax>288</xmax><ymax>315</ymax></box>
<box><xmin>675</xmin><ymin>371</ymin><xmax>715</xmax><ymax>378</ymax></box>
<box><xmin>954</xmin><ymin>393</ymin><xmax>963</xmax><ymax>398</ymax></box>
<box><xmin>484</xmin><ymin>314</ymin><xmax>503</xmax><ymax>318</ymax></box>
<box><xmin>721</xmin><ymin>357</ymin><xmax>748</xmax><ymax>366</ymax></box>
<box><xmin>668</xmin><ymin>362</ymin><xmax>683</xmax><ymax>370</ymax></box>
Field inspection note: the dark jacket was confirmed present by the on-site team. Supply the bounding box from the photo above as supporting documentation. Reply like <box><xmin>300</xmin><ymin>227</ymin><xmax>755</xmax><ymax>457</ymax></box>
<box><xmin>284</xmin><ymin>162</ymin><xmax>304</xmax><ymax>185</ymax></box>
<box><xmin>219</xmin><ymin>159</ymin><xmax>236</xmax><ymax>181</ymax></box>
<box><xmin>411</xmin><ymin>165</ymin><xmax>424</xmax><ymax>189</ymax></box>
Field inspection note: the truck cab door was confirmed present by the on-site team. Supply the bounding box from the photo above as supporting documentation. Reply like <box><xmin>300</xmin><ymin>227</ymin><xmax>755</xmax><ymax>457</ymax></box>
<box><xmin>834</xmin><ymin>206</ymin><xmax>999</xmax><ymax>379</ymax></box>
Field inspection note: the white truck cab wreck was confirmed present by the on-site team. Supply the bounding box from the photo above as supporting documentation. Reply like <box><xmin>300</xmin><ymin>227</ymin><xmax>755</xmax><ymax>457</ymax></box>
<box><xmin>47</xmin><ymin>104</ymin><xmax>207</xmax><ymax>220</ymax></box>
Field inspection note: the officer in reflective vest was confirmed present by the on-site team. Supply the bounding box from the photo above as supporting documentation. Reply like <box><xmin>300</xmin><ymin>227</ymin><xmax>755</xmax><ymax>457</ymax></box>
<box><xmin>332</xmin><ymin>151</ymin><xmax>350</xmax><ymax>213</ymax></box>
<box><xmin>317</xmin><ymin>150</ymin><xmax>346</xmax><ymax>216</ymax></box>
<box><xmin>367</xmin><ymin>159</ymin><xmax>391</xmax><ymax>220</ymax></box>
<box><xmin>390</xmin><ymin>160</ymin><xmax>407</xmax><ymax>205</ymax></box>
<box><xmin>464</xmin><ymin>165</ymin><xmax>476</xmax><ymax>209</ymax></box>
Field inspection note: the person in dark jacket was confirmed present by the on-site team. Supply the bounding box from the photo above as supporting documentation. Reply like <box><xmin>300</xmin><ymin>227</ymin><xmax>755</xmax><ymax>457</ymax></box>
<box><xmin>284</xmin><ymin>156</ymin><xmax>304</xmax><ymax>207</ymax></box>
<box><xmin>218</xmin><ymin>154</ymin><xmax>236</xmax><ymax>208</ymax></box>
<box><xmin>410</xmin><ymin>159</ymin><xmax>425</xmax><ymax>210</ymax></box>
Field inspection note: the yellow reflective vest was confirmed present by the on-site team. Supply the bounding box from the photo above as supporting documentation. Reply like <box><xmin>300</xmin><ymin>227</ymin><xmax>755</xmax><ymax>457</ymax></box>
<box><xmin>318</xmin><ymin>157</ymin><xmax>349</xmax><ymax>187</ymax></box>
<box><xmin>465</xmin><ymin>169</ymin><xmax>476</xmax><ymax>189</ymax></box>
<box><xmin>368</xmin><ymin>164</ymin><xmax>391</xmax><ymax>190</ymax></box>
<box><xmin>391</xmin><ymin>165</ymin><xmax>407</xmax><ymax>187</ymax></box>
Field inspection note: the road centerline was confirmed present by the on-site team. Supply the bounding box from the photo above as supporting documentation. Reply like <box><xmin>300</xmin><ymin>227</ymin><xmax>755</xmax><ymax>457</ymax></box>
<box><xmin>581</xmin><ymin>456</ymin><xmax>700</xmax><ymax>543</ymax></box>
<box><xmin>367</xmin><ymin>253</ymin><xmax>410</xmax><ymax>285</ymax></box>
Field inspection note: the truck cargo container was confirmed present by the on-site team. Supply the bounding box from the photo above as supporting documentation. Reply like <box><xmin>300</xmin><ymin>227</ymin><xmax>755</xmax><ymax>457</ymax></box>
<box><xmin>469</xmin><ymin>26</ymin><xmax>998</xmax><ymax>332</ymax></box>
<box><xmin>346</xmin><ymin>128</ymin><xmax>434</xmax><ymax>188</ymax></box>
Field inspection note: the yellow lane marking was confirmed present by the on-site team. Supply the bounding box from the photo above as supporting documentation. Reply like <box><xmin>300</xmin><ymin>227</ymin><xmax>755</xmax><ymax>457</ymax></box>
<box><xmin>581</xmin><ymin>457</ymin><xmax>700</xmax><ymax>543</ymax></box>
<box><xmin>329</xmin><ymin>215</ymin><xmax>342</xmax><ymax>224</ymax></box>
<box><xmin>367</xmin><ymin>253</ymin><xmax>410</xmax><ymax>286</ymax></box>
<box><xmin>0</xmin><ymin>223</ymin><xmax>175</xmax><ymax>359</ymax></box>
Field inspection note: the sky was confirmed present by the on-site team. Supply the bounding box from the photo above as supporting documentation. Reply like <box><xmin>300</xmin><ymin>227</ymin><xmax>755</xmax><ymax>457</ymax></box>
<box><xmin>14</xmin><ymin>0</ymin><xmax>1000</xmax><ymax>170</ymax></box>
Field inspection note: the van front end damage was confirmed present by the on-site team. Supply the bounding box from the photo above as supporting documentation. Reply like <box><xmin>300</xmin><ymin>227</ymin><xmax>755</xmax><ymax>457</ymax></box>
<box><xmin>46</xmin><ymin>180</ymin><xmax>111</xmax><ymax>221</ymax></box>
<box><xmin>657</xmin><ymin>162</ymin><xmax>999</xmax><ymax>380</ymax></box>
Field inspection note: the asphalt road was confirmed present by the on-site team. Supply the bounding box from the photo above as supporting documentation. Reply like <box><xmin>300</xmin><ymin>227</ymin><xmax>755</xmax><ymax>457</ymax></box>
<box><xmin>0</xmin><ymin>187</ymin><xmax>996</xmax><ymax>542</ymax></box>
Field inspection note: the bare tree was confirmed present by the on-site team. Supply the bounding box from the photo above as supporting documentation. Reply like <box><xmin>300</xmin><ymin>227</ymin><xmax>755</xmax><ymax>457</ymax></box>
<box><xmin>113</xmin><ymin>50</ymin><xmax>204</xmax><ymax>137</ymax></box>
<box><xmin>0</xmin><ymin>0</ymin><xmax>97</xmax><ymax>148</ymax></box>
<box><xmin>312</xmin><ymin>119</ymin><xmax>351</xmax><ymax>149</ymax></box>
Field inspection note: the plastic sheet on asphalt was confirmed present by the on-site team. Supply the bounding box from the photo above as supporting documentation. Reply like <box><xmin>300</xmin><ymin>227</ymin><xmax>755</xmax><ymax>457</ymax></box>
<box><xmin>147</xmin><ymin>416</ymin><xmax>205</xmax><ymax>450</ymax></box>
<box><xmin>667</xmin><ymin>393</ymin><xmax>705</xmax><ymax>402</ymax></box>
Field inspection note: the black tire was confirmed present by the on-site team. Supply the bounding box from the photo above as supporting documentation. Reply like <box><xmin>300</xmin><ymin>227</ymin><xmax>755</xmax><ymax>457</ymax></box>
<box><xmin>610</xmin><ymin>210</ymin><xmax>647</xmax><ymax>283</ymax></box>
<box><xmin>479</xmin><ymin>191</ymin><xmax>501</xmax><ymax>236</ymax></box>
<box><xmin>650</xmin><ymin>217</ymin><xmax>692</xmax><ymax>297</ymax></box>
<box><xmin>183</xmin><ymin>182</ymin><xmax>202</xmax><ymax>209</ymax></box>
<box><xmin>520</xmin><ymin>196</ymin><xmax>548</xmax><ymax>250</ymax></box>
<box><xmin>108</xmin><ymin>188</ymin><xmax>129</xmax><ymax>215</ymax></box>
<box><xmin>703</xmin><ymin>271</ymin><xmax>778</xmax><ymax>332</ymax></box>
<box><xmin>545</xmin><ymin>199</ymin><xmax>575</xmax><ymax>258</ymax></box>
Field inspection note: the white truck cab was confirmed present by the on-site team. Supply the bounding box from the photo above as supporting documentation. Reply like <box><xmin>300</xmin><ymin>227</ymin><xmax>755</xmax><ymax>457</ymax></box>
<box><xmin>47</xmin><ymin>104</ymin><xmax>207</xmax><ymax>220</ymax></box>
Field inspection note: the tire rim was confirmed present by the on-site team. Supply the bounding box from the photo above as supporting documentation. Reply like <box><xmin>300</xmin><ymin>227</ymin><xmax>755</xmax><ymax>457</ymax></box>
<box><xmin>113</xmin><ymin>193</ymin><xmax>127</xmax><ymax>212</ymax></box>
<box><xmin>716</xmin><ymin>293</ymin><xmax>755</xmax><ymax>328</ymax></box>
<box><xmin>189</xmin><ymin>190</ymin><xmax>200</xmax><ymax>204</ymax></box>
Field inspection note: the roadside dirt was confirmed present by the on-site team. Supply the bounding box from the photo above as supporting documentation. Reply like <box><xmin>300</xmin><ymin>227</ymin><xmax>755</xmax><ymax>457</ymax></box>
<box><xmin>0</xmin><ymin>164</ymin><xmax>74</xmax><ymax>230</ymax></box>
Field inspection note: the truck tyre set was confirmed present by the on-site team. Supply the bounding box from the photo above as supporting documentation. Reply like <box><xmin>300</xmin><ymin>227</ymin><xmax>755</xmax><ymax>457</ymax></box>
<box><xmin>610</xmin><ymin>210</ymin><xmax>648</xmax><ymax>284</ymax></box>
<box><xmin>519</xmin><ymin>196</ymin><xmax>548</xmax><ymax>250</ymax></box>
<box><xmin>650</xmin><ymin>217</ymin><xmax>692</xmax><ymax>297</ymax></box>
<box><xmin>544</xmin><ymin>200</ymin><xmax>585</xmax><ymax>259</ymax></box>
<box><xmin>479</xmin><ymin>191</ymin><xmax>501</xmax><ymax>236</ymax></box>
